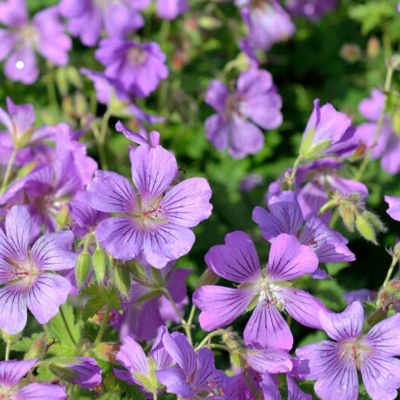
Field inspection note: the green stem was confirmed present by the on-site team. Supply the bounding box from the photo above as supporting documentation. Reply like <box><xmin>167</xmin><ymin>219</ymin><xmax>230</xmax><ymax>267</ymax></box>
<box><xmin>318</xmin><ymin>198</ymin><xmax>338</xmax><ymax>217</ymax></box>
<box><xmin>59</xmin><ymin>306</ymin><xmax>78</xmax><ymax>348</ymax></box>
<box><xmin>195</xmin><ymin>329</ymin><xmax>226</xmax><ymax>351</ymax></box>
<box><xmin>5</xmin><ymin>340</ymin><xmax>11</xmax><ymax>361</ymax></box>
<box><xmin>93</xmin><ymin>301</ymin><xmax>111</xmax><ymax>346</ymax></box>
<box><xmin>285</xmin><ymin>156</ymin><xmax>303</xmax><ymax>191</ymax></box>
<box><xmin>382</xmin><ymin>255</ymin><xmax>399</xmax><ymax>288</ymax></box>
<box><xmin>0</xmin><ymin>147</ymin><xmax>17</xmax><ymax>196</ymax></box>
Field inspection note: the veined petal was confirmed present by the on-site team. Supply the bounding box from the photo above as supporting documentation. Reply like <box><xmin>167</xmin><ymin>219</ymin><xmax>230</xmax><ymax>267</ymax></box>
<box><xmin>193</xmin><ymin>285</ymin><xmax>254</xmax><ymax>331</ymax></box>
<box><xmin>161</xmin><ymin>178</ymin><xmax>212</xmax><ymax>228</ymax></box>
<box><xmin>16</xmin><ymin>383</ymin><xmax>67</xmax><ymax>399</ymax></box>
<box><xmin>0</xmin><ymin>259</ymin><xmax>15</xmax><ymax>284</ymax></box>
<box><xmin>366</xmin><ymin>313</ymin><xmax>400</xmax><ymax>356</ymax></box>
<box><xmin>245</xmin><ymin>348</ymin><xmax>292</xmax><ymax>374</ymax></box>
<box><xmin>319</xmin><ymin>302</ymin><xmax>363</xmax><ymax>341</ymax></box>
<box><xmin>0</xmin><ymin>285</ymin><xmax>27</xmax><ymax>334</ymax></box>
<box><xmin>385</xmin><ymin>195</ymin><xmax>400</xmax><ymax>222</ymax></box>
<box><xmin>286</xmin><ymin>375</ymin><xmax>312</xmax><ymax>400</ymax></box>
<box><xmin>116</xmin><ymin>335</ymin><xmax>148</xmax><ymax>377</ymax></box>
<box><xmin>162</xmin><ymin>329</ymin><xmax>196</xmax><ymax>377</ymax></box>
<box><xmin>3</xmin><ymin>206</ymin><xmax>31</xmax><ymax>260</ymax></box>
<box><xmin>267</xmin><ymin>234</ymin><xmax>318</xmax><ymax>280</ymax></box>
<box><xmin>362</xmin><ymin>356</ymin><xmax>400</xmax><ymax>400</ymax></box>
<box><xmin>300</xmin><ymin>215</ymin><xmax>355</xmax><ymax>263</ymax></box>
<box><xmin>193</xmin><ymin>347</ymin><xmax>220</xmax><ymax>390</ymax></box>
<box><xmin>156</xmin><ymin>366</ymin><xmax>195</xmax><ymax>398</ymax></box>
<box><xmin>281</xmin><ymin>288</ymin><xmax>327</xmax><ymax>329</ymax></box>
<box><xmin>130</xmin><ymin>145</ymin><xmax>177</xmax><ymax>203</ymax></box>
<box><xmin>244</xmin><ymin>302</ymin><xmax>293</xmax><ymax>350</ymax></box>
<box><xmin>86</xmin><ymin>170</ymin><xmax>137</xmax><ymax>213</ymax></box>
<box><xmin>142</xmin><ymin>224</ymin><xmax>195</xmax><ymax>269</ymax></box>
<box><xmin>205</xmin><ymin>80</ymin><xmax>229</xmax><ymax>113</ymax></box>
<box><xmin>252</xmin><ymin>206</ymin><xmax>287</xmax><ymax>241</ymax></box>
<box><xmin>0</xmin><ymin>359</ymin><xmax>37</xmax><ymax>387</ymax></box>
<box><xmin>31</xmin><ymin>231</ymin><xmax>76</xmax><ymax>271</ymax></box>
<box><xmin>266</xmin><ymin>191</ymin><xmax>304</xmax><ymax>235</ymax></box>
<box><xmin>205</xmin><ymin>231</ymin><xmax>261</xmax><ymax>283</ymax></box>
<box><xmin>27</xmin><ymin>274</ymin><xmax>71</xmax><ymax>324</ymax></box>
<box><xmin>95</xmin><ymin>217</ymin><xmax>143</xmax><ymax>260</ymax></box>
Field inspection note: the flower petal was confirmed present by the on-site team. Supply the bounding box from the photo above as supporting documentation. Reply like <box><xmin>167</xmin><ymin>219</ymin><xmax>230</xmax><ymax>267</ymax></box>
<box><xmin>366</xmin><ymin>313</ymin><xmax>400</xmax><ymax>356</ymax></box>
<box><xmin>161</xmin><ymin>177</ymin><xmax>212</xmax><ymax>228</ymax></box>
<box><xmin>193</xmin><ymin>286</ymin><xmax>254</xmax><ymax>331</ymax></box>
<box><xmin>0</xmin><ymin>285</ymin><xmax>27</xmax><ymax>334</ymax></box>
<box><xmin>244</xmin><ymin>302</ymin><xmax>293</xmax><ymax>350</ymax></box>
<box><xmin>27</xmin><ymin>274</ymin><xmax>71</xmax><ymax>324</ymax></box>
<box><xmin>267</xmin><ymin>234</ymin><xmax>319</xmax><ymax>280</ymax></box>
<box><xmin>0</xmin><ymin>359</ymin><xmax>37</xmax><ymax>387</ymax></box>
<box><xmin>205</xmin><ymin>230</ymin><xmax>261</xmax><ymax>283</ymax></box>
<box><xmin>87</xmin><ymin>170</ymin><xmax>137</xmax><ymax>213</ymax></box>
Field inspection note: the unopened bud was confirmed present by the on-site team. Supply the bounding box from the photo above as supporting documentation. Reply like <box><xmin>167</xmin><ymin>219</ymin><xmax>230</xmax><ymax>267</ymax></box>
<box><xmin>338</xmin><ymin>202</ymin><xmax>356</xmax><ymax>232</ymax></box>
<box><xmin>92</xmin><ymin>249</ymin><xmax>107</xmax><ymax>284</ymax></box>
<box><xmin>76</xmin><ymin>252</ymin><xmax>92</xmax><ymax>287</ymax></box>
<box><xmin>355</xmin><ymin>214</ymin><xmax>377</xmax><ymax>244</ymax></box>
<box><xmin>24</xmin><ymin>336</ymin><xmax>47</xmax><ymax>360</ymax></box>
<box><xmin>113</xmin><ymin>264</ymin><xmax>131</xmax><ymax>296</ymax></box>
<box><xmin>196</xmin><ymin>268</ymin><xmax>219</xmax><ymax>288</ymax></box>
<box><xmin>367</xmin><ymin>36</ymin><xmax>380</xmax><ymax>59</ymax></box>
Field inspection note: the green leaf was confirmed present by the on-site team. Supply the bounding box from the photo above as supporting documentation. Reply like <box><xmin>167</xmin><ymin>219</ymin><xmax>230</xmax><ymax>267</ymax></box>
<box><xmin>349</xmin><ymin>3</ymin><xmax>394</xmax><ymax>35</ymax></box>
<box><xmin>48</xmin><ymin>303</ymin><xmax>82</xmax><ymax>356</ymax></box>
<box><xmin>82</xmin><ymin>286</ymin><xmax>121</xmax><ymax>321</ymax></box>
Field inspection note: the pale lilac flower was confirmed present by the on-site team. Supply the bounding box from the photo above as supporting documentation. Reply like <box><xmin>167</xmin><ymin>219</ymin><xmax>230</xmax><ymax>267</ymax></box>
<box><xmin>356</xmin><ymin>88</ymin><xmax>400</xmax><ymax>175</ymax></box>
<box><xmin>385</xmin><ymin>195</ymin><xmax>400</xmax><ymax>221</ymax></box>
<box><xmin>0</xmin><ymin>0</ymin><xmax>71</xmax><ymax>84</ymax></box>
<box><xmin>205</xmin><ymin>68</ymin><xmax>282</xmax><ymax>159</ymax></box>
<box><xmin>0</xmin><ymin>359</ymin><xmax>66</xmax><ymax>399</ymax></box>
<box><xmin>193</xmin><ymin>231</ymin><xmax>325</xmax><ymax>350</ymax></box>
<box><xmin>253</xmin><ymin>191</ymin><xmax>355</xmax><ymax>264</ymax></box>
<box><xmin>156</xmin><ymin>0</ymin><xmax>189</xmax><ymax>20</ymax></box>
<box><xmin>156</xmin><ymin>327</ymin><xmax>228</xmax><ymax>398</ymax></box>
<box><xmin>86</xmin><ymin>143</ymin><xmax>212</xmax><ymax>268</ymax></box>
<box><xmin>236</xmin><ymin>0</ymin><xmax>295</xmax><ymax>50</ymax></box>
<box><xmin>0</xmin><ymin>206</ymin><xmax>77</xmax><ymax>334</ymax></box>
<box><xmin>95</xmin><ymin>39</ymin><xmax>168</xmax><ymax>98</ymax></box>
<box><xmin>268</xmin><ymin>159</ymin><xmax>368</xmax><ymax>224</ymax></box>
<box><xmin>80</xmin><ymin>68</ymin><xmax>163</xmax><ymax>124</ymax></box>
<box><xmin>286</xmin><ymin>0</ymin><xmax>337</xmax><ymax>20</ymax></box>
<box><xmin>114</xmin><ymin>331</ymin><xmax>172</xmax><ymax>395</ymax></box>
<box><xmin>59</xmin><ymin>0</ymin><xmax>144</xmax><ymax>46</ymax></box>
<box><xmin>296</xmin><ymin>302</ymin><xmax>400</xmax><ymax>400</ymax></box>
<box><xmin>115</xmin><ymin>261</ymin><xmax>191</xmax><ymax>341</ymax></box>
<box><xmin>50</xmin><ymin>357</ymin><xmax>102</xmax><ymax>389</ymax></box>
<box><xmin>300</xmin><ymin>99</ymin><xmax>357</xmax><ymax>159</ymax></box>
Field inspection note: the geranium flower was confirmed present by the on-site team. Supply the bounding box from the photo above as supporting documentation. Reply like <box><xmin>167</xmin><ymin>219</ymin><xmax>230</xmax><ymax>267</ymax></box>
<box><xmin>0</xmin><ymin>206</ymin><xmax>77</xmax><ymax>334</ymax></box>
<box><xmin>296</xmin><ymin>302</ymin><xmax>400</xmax><ymax>400</ymax></box>
<box><xmin>193</xmin><ymin>231</ymin><xmax>325</xmax><ymax>350</ymax></box>
<box><xmin>205</xmin><ymin>68</ymin><xmax>282</xmax><ymax>159</ymax></box>
<box><xmin>0</xmin><ymin>0</ymin><xmax>71</xmax><ymax>84</ymax></box>
<box><xmin>86</xmin><ymin>141</ymin><xmax>212</xmax><ymax>268</ymax></box>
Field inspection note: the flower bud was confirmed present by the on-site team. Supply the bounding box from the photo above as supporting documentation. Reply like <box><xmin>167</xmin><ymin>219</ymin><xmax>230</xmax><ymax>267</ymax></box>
<box><xmin>76</xmin><ymin>252</ymin><xmax>92</xmax><ymax>287</ymax></box>
<box><xmin>195</xmin><ymin>268</ymin><xmax>219</xmax><ymax>288</ymax></box>
<box><xmin>92</xmin><ymin>248</ymin><xmax>107</xmax><ymax>284</ymax></box>
<box><xmin>113</xmin><ymin>264</ymin><xmax>131</xmax><ymax>296</ymax></box>
<box><xmin>24</xmin><ymin>336</ymin><xmax>47</xmax><ymax>360</ymax></box>
<box><xmin>355</xmin><ymin>214</ymin><xmax>377</xmax><ymax>244</ymax></box>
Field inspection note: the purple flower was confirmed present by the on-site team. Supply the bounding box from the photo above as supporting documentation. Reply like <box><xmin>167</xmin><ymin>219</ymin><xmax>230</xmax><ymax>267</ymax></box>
<box><xmin>286</xmin><ymin>0</ymin><xmax>337</xmax><ymax>20</ymax></box>
<box><xmin>253</xmin><ymin>191</ymin><xmax>355</xmax><ymax>265</ymax></box>
<box><xmin>296</xmin><ymin>302</ymin><xmax>400</xmax><ymax>400</ymax></box>
<box><xmin>114</xmin><ymin>331</ymin><xmax>172</xmax><ymax>395</ymax></box>
<box><xmin>0</xmin><ymin>359</ymin><xmax>67</xmax><ymax>399</ymax></box>
<box><xmin>205</xmin><ymin>69</ymin><xmax>282</xmax><ymax>159</ymax></box>
<box><xmin>49</xmin><ymin>357</ymin><xmax>102</xmax><ymax>389</ymax></box>
<box><xmin>385</xmin><ymin>195</ymin><xmax>400</xmax><ymax>221</ymax></box>
<box><xmin>356</xmin><ymin>89</ymin><xmax>400</xmax><ymax>175</ymax></box>
<box><xmin>268</xmin><ymin>159</ymin><xmax>368</xmax><ymax>224</ymax></box>
<box><xmin>236</xmin><ymin>0</ymin><xmax>295</xmax><ymax>51</ymax></box>
<box><xmin>59</xmin><ymin>0</ymin><xmax>144</xmax><ymax>46</ymax></box>
<box><xmin>156</xmin><ymin>327</ymin><xmax>228</xmax><ymax>398</ymax></box>
<box><xmin>86</xmin><ymin>143</ymin><xmax>212</xmax><ymax>268</ymax></box>
<box><xmin>95</xmin><ymin>39</ymin><xmax>168</xmax><ymax>98</ymax></box>
<box><xmin>0</xmin><ymin>206</ymin><xmax>76</xmax><ymax>334</ymax></box>
<box><xmin>300</xmin><ymin>99</ymin><xmax>357</xmax><ymax>160</ymax></box>
<box><xmin>156</xmin><ymin>0</ymin><xmax>189</xmax><ymax>20</ymax></box>
<box><xmin>115</xmin><ymin>262</ymin><xmax>191</xmax><ymax>341</ymax></box>
<box><xmin>193</xmin><ymin>231</ymin><xmax>325</xmax><ymax>350</ymax></box>
<box><xmin>0</xmin><ymin>0</ymin><xmax>71</xmax><ymax>84</ymax></box>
